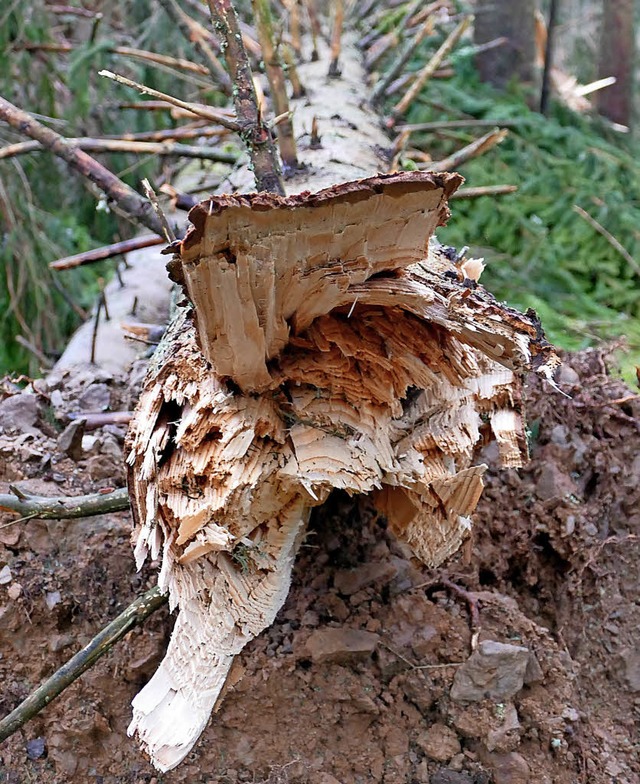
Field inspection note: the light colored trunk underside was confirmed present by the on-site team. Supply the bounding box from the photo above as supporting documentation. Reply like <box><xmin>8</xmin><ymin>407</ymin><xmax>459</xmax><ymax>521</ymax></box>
<box><xmin>125</xmin><ymin>35</ymin><xmax>559</xmax><ymax>773</ymax></box>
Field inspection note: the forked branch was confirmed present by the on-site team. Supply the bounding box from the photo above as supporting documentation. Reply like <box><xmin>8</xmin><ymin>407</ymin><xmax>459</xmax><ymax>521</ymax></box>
<box><xmin>0</xmin><ymin>96</ymin><xmax>165</xmax><ymax>237</ymax></box>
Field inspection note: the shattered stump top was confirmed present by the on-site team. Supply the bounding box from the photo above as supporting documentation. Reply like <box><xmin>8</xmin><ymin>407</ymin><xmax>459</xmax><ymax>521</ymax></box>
<box><xmin>169</xmin><ymin>172</ymin><xmax>463</xmax><ymax>390</ymax></box>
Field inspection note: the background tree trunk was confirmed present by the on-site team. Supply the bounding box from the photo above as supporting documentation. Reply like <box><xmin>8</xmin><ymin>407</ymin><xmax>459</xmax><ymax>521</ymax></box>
<box><xmin>474</xmin><ymin>0</ymin><xmax>536</xmax><ymax>88</ymax></box>
<box><xmin>596</xmin><ymin>0</ymin><xmax>635</xmax><ymax>126</ymax></box>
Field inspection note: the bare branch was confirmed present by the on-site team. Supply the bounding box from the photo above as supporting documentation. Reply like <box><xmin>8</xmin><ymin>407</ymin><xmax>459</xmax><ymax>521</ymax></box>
<box><xmin>0</xmin><ymin>137</ymin><xmax>238</xmax><ymax>163</ymax></box>
<box><xmin>0</xmin><ymin>96</ymin><xmax>165</xmax><ymax>237</ymax></box>
<box><xmin>98</xmin><ymin>70</ymin><xmax>241</xmax><ymax>132</ymax></box>
<box><xmin>207</xmin><ymin>0</ymin><xmax>285</xmax><ymax>194</ymax></box>
<box><xmin>50</xmin><ymin>235</ymin><xmax>164</xmax><ymax>271</ymax></box>
<box><xmin>389</xmin><ymin>15</ymin><xmax>472</xmax><ymax>125</ymax></box>
<box><xmin>421</xmin><ymin>128</ymin><xmax>508</xmax><ymax>172</ymax></box>
<box><xmin>0</xmin><ymin>486</ymin><xmax>130</xmax><ymax>526</ymax></box>
<box><xmin>0</xmin><ymin>587</ymin><xmax>167</xmax><ymax>743</ymax></box>
<box><xmin>156</xmin><ymin>0</ymin><xmax>233</xmax><ymax>92</ymax></box>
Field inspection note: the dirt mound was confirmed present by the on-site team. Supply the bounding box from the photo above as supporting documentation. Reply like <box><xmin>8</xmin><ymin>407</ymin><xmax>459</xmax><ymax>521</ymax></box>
<box><xmin>0</xmin><ymin>349</ymin><xmax>638</xmax><ymax>784</ymax></box>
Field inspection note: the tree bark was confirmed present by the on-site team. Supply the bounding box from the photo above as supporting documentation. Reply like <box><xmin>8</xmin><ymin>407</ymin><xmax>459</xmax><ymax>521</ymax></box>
<box><xmin>596</xmin><ymin>0</ymin><xmax>635</xmax><ymax>127</ymax></box>
<box><xmin>474</xmin><ymin>0</ymin><xmax>536</xmax><ymax>89</ymax></box>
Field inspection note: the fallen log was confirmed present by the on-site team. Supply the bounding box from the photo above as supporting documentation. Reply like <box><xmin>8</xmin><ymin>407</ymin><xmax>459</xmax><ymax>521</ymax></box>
<box><xmin>123</xmin><ymin>8</ymin><xmax>559</xmax><ymax>773</ymax></box>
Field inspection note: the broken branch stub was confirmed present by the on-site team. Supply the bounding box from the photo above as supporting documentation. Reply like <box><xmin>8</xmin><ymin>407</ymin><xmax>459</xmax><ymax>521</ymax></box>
<box><xmin>126</xmin><ymin>170</ymin><xmax>559</xmax><ymax>771</ymax></box>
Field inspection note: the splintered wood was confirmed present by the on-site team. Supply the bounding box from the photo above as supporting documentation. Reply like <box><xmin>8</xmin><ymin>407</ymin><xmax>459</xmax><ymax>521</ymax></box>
<box><xmin>126</xmin><ymin>171</ymin><xmax>559</xmax><ymax>771</ymax></box>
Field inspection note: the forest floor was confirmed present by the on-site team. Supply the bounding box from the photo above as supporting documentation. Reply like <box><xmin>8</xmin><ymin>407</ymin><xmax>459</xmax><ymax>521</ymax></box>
<box><xmin>0</xmin><ymin>348</ymin><xmax>638</xmax><ymax>784</ymax></box>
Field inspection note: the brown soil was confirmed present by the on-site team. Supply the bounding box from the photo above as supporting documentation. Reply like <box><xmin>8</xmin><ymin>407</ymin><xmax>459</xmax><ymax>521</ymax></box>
<box><xmin>0</xmin><ymin>349</ymin><xmax>638</xmax><ymax>784</ymax></box>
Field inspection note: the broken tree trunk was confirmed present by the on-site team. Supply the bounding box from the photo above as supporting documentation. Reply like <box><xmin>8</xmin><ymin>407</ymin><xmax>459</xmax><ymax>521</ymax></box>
<box><xmin>125</xmin><ymin>13</ymin><xmax>559</xmax><ymax>774</ymax></box>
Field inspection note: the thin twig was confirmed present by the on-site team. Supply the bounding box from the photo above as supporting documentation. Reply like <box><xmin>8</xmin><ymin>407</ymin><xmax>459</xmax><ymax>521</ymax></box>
<box><xmin>451</xmin><ymin>184</ymin><xmax>517</xmax><ymax>199</ymax></box>
<box><xmin>98</xmin><ymin>70</ymin><xmax>241</xmax><ymax>132</ymax></box>
<box><xmin>50</xmin><ymin>235</ymin><xmax>165</xmax><ymax>271</ymax></box>
<box><xmin>389</xmin><ymin>15</ymin><xmax>472</xmax><ymax>125</ymax></box>
<box><xmin>142</xmin><ymin>179</ymin><xmax>176</xmax><ymax>243</ymax></box>
<box><xmin>365</xmin><ymin>0</ymin><xmax>425</xmax><ymax>72</ymax></box>
<box><xmin>99</xmin><ymin>279</ymin><xmax>110</xmax><ymax>321</ymax></box>
<box><xmin>0</xmin><ymin>96</ymin><xmax>164</xmax><ymax>237</ymax></box>
<box><xmin>0</xmin><ymin>137</ymin><xmax>238</xmax><ymax>163</ymax></box>
<box><xmin>90</xmin><ymin>296</ymin><xmax>103</xmax><ymax>364</ymax></box>
<box><xmin>15</xmin><ymin>336</ymin><xmax>53</xmax><ymax>369</ymax></box>
<box><xmin>0</xmin><ymin>587</ymin><xmax>167</xmax><ymax>743</ymax></box>
<box><xmin>539</xmin><ymin>0</ymin><xmax>558</xmax><ymax>115</ymax></box>
<box><xmin>0</xmin><ymin>486</ymin><xmax>130</xmax><ymax>525</ymax></box>
<box><xmin>156</xmin><ymin>0</ymin><xmax>233</xmax><ymax>92</ymax></box>
<box><xmin>282</xmin><ymin>43</ymin><xmax>306</xmax><ymax>98</ymax></box>
<box><xmin>288</xmin><ymin>0</ymin><xmax>302</xmax><ymax>59</ymax></box>
<box><xmin>305</xmin><ymin>0</ymin><xmax>321</xmax><ymax>60</ymax></box>
<box><xmin>17</xmin><ymin>42</ymin><xmax>210</xmax><ymax>76</ymax></box>
<box><xmin>68</xmin><ymin>411</ymin><xmax>133</xmax><ymax>429</ymax></box>
<box><xmin>371</xmin><ymin>14</ymin><xmax>435</xmax><ymax>104</ymax></box>
<box><xmin>397</xmin><ymin>118</ymin><xmax>526</xmax><ymax>132</ymax></box>
<box><xmin>207</xmin><ymin>0</ymin><xmax>285</xmax><ymax>194</ymax></box>
<box><xmin>572</xmin><ymin>205</ymin><xmax>640</xmax><ymax>276</ymax></box>
<box><xmin>420</xmin><ymin>128</ymin><xmax>508</xmax><ymax>171</ymax></box>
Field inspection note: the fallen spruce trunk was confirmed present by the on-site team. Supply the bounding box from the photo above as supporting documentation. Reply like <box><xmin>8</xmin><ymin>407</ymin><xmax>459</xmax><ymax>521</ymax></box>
<box><xmin>125</xmin><ymin>28</ymin><xmax>559</xmax><ymax>773</ymax></box>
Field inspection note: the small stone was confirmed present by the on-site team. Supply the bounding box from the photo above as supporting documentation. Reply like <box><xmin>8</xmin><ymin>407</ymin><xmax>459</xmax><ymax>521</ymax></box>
<box><xmin>486</xmin><ymin>704</ymin><xmax>521</xmax><ymax>752</ymax></box>
<box><xmin>304</xmin><ymin>628</ymin><xmax>379</xmax><ymax>664</ymax></box>
<box><xmin>486</xmin><ymin>752</ymin><xmax>530</xmax><ymax>784</ymax></box>
<box><xmin>523</xmin><ymin>652</ymin><xmax>544</xmax><ymax>684</ymax></box>
<box><xmin>45</xmin><ymin>591</ymin><xmax>62</xmax><ymax>610</ymax></box>
<box><xmin>301</xmin><ymin>610</ymin><xmax>320</xmax><ymax>627</ymax></box>
<box><xmin>77</xmin><ymin>383</ymin><xmax>111</xmax><ymax>412</ymax></box>
<box><xmin>430</xmin><ymin>771</ymin><xmax>474</xmax><ymax>784</ymax></box>
<box><xmin>416</xmin><ymin>723</ymin><xmax>461</xmax><ymax>762</ymax></box>
<box><xmin>536</xmin><ymin>464</ymin><xmax>577</xmax><ymax>502</ymax></box>
<box><xmin>49</xmin><ymin>634</ymin><xmax>75</xmax><ymax>653</ymax></box>
<box><xmin>556</xmin><ymin>364</ymin><xmax>579</xmax><ymax>386</ymax></box>
<box><xmin>0</xmin><ymin>564</ymin><xmax>12</xmax><ymax>585</ymax></box>
<box><xmin>26</xmin><ymin>737</ymin><xmax>46</xmax><ymax>760</ymax></box>
<box><xmin>57</xmin><ymin>419</ymin><xmax>85</xmax><ymax>460</ymax></box>
<box><xmin>450</xmin><ymin>640</ymin><xmax>530</xmax><ymax>703</ymax></box>
<box><xmin>7</xmin><ymin>583</ymin><xmax>22</xmax><ymax>600</ymax></box>
<box><xmin>0</xmin><ymin>393</ymin><xmax>41</xmax><ymax>435</ymax></box>
<box><xmin>383</xmin><ymin>724</ymin><xmax>408</xmax><ymax>756</ymax></box>
<box><xmin>619</xmin><ymin>649</ymin><xmax>640</xmax><ymax>692</ymax></box>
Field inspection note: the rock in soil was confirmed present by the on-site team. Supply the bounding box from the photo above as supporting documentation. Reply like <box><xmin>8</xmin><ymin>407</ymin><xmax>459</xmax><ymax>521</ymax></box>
<box><xmin>450</xmin><ymin>640</ymin><xmax>530</xmax><ymax>703</ymax></box>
